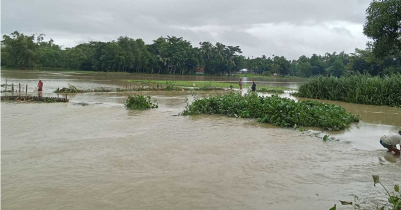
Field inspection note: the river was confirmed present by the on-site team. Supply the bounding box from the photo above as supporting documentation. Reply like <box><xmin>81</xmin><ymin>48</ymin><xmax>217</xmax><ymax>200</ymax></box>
<box><xmin>1</xmin><ymin>70</ymin><xmax>400</xmax><ymax>210</ymax></box>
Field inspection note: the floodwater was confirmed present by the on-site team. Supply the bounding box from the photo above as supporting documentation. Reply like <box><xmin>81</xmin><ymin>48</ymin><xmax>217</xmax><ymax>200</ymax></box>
<box><xmin>1</xmin><ymin>70</ymin><xmax>401</xmax><ymax>210</ymax></box>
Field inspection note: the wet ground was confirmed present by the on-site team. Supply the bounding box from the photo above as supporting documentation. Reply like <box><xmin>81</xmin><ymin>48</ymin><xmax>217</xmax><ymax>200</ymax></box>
<box><xmin>1</xmin><ymin>70</ymin><xmax>401</xmax><ymax>210</ymax></box>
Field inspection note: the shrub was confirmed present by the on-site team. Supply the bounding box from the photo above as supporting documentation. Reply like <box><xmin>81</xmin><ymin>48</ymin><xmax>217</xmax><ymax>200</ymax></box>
<box><xmin>257</xmin><ymin>87</ymin><xmax>285</xmax><ymax>94</ymax></box>
<box><xmin>296</xmin><ymin>75</ymin><xmax>401</xmax><ymax>107</ymax></box>
<box><xmin>125</xmin><ymin>95</ymin><xmax>158</xmax><ymax>110</ymax></box>
<box><xmin>182</xmin><ymin>92</ymin><xmax>359</xmax><ymax>130</ymax></box>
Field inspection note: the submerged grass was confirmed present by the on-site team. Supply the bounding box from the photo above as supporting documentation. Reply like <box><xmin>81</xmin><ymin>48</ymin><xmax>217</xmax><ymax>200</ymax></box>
<box><xmin>182</xmin><ymin>92</ymin><xmax>359</xmax><ymax>131</ymax></box>
<box><xmin>128</xmin><ymin>80</ymin><xmax>238</xmax><ymax>89</ymax></box>
<box><xmin>234</xmin><ymin>73</ymin><xmax>305</xmax><ymax>80</ymax></box>
<box><xmin>257</xmin><ymin>87</ymin><xmax>285</xmax><ymax>94</ymax></box>
<box><xmin>1</xmin><ymin>96</ymin><xmax>68</xmax><ymax>103</ymax></box>
<box><xmin>125</xmin><ymin>95</ymin><xmax>158</xmax><ymax>110</ymax></box>
<box><xmin>127</xmin><ymin>80</ymin><xmax>291</xmax><ymax>92</ymax></box>
<box><xmin>55</xmin><ymin>84</ymin><xmax>84</xmax><ymax>93</ymax></box>
<box><xmin>295</xmin><ymin>75</ymin><xmax>401</xmax><ymax>107</ymax></box>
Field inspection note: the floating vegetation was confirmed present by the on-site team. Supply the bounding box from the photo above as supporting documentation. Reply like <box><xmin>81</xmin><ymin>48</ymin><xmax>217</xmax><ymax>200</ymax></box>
<box><xmin>182</xmin><ymin>92</ymin><xmax>359</xmax><ymax>131</ymax></box>
<box><xmin>257</xmin><ymin>87</ymin><xmax>285</xmax><ymax>94</ymax></box>
<box><xmin>125</xmin><ymin>95</ymin><xmax>158</xmax><ymax>110</ymax></box>
<box><xmin>93</xmin><ymin>87</ymin><xmax>112</xmax><ymax>92</ymax></box>
<box><xmin>295</xmin><ymin>75</ymin><xmax>401</xmax><ymax>107</ymax></box>
<box><xmin>127</xmin><ymin>80</ymin><xmax>291</xmax><ymax>92</ymax></box>
<box><xmin>1</xmin><ymin>96</ymin><xmax>68</xmax><ymax>103</ymax></box>
<box><xmin>55</xmin><ymin>84</ymin><xmax>84</xmax><ymax>93</ymax></box>
<box><xmin>55</xmin><ymin>81</ymin><xmax>291</xmax><ymax>93</ymax></box>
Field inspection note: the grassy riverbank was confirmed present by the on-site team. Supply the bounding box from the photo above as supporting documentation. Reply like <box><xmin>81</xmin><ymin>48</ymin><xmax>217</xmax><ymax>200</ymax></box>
<box><xmin>182</xmin><ymin>92</ymin><xmax>359</xmax><ymax>131</ymax></box>
<box><xmin>295</xmin><ymin>75</ymin><xmax>401</xmax><ymax>107</ymax></box>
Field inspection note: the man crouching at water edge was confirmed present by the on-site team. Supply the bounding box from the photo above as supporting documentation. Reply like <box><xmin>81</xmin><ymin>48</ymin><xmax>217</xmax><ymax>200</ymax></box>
<box><xmin>380</xmin><ymin>131</ymin><xmax>401</xmax><ymax>156</ymax></box>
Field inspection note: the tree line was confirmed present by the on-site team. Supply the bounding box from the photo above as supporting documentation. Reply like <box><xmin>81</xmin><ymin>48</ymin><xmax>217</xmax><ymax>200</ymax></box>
<box><xmin>2</xmin><ymin>0</ymin><xmax>401</xmax><ymax>77</ymax></box>
<box><xmin>2</xmin><ymin>31</ymin><xmax>400</xmax><ymax>77</ymax></box>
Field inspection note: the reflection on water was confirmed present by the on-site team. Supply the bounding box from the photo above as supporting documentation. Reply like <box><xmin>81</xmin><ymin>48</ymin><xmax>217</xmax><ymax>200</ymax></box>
<box><xmin>2</xmin><ymin>70</ymin><xmax>401</xmax><ymax>210</ymax></box>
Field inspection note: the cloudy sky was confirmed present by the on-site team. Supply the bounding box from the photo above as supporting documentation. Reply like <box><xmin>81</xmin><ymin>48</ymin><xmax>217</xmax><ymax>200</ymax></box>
<box><xmin>2</xmin><ymin>0</ymin><xmax>371</xmax><ymax>60</ymax></box>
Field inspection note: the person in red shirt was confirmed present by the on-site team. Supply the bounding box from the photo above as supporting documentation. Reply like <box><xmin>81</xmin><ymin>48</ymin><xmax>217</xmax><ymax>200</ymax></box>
<box><xmin>38</xmin><ymin>80</ymin><xmax>43</xmax><ymax>91</ymax></box>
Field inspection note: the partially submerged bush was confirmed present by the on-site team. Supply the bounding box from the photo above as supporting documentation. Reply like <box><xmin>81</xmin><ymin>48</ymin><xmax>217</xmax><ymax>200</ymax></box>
<box><xmin>55</xmin><ymin>84</ymin><xmax>83</xmax><ymax>93</ymax></box>
<box><xmin>182</xmin><ymin>92</ymin><xmax>359</xmax><ymax>130</ymax></box>
<box><xmin>257</xmin><ymin>87</ymin><xmax>285</xmax><ymax>94</ymax></box>
<box><xmin>125</xmin><ymin>95</ymin><xmax>158</xmax><ymax>110</ymax></box>
<box><xmin>296</xmin><ymin>75</ymin><xmax>401</xmax><ymax>107</ymax></box>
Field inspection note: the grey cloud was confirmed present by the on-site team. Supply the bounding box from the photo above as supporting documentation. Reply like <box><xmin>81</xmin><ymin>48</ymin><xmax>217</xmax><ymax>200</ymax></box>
<box><xmin>2</xmin><ymin>0</ymin><xmax>372</xmax><ymax>59</ymax></box>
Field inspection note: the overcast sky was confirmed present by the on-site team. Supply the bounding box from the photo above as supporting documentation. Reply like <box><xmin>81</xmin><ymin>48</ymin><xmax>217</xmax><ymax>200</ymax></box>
<box><xmin>2</xmin><ymin>0</ymin><xmax>371</xmax><ymax>60</ymax></box>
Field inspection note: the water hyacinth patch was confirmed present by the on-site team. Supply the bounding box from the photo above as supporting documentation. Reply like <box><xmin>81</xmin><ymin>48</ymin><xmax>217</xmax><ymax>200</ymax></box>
<box><xmin>182</xmin><ymin>92</ymin><xmax>359</xmax><ymax>131</ymax></box>
<box><xmin>125</xmin><ymin>95</ymin><xmax>158</xmax><ymax>110</ymax></box>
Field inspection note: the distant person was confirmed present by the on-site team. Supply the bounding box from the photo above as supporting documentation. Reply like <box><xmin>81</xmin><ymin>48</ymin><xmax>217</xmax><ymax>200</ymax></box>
<box><xmin>239</xmin><ymin>78</ymin><xmax>243</xmax><ymax>90</ymax></box>
<box><xmin>380</xmin><ymin>131</ymin><xmax>401</xmax><ymax>156</ymax></box>
<box><xmin>38</xmin><ymin>80</ymin><xmax>43</xmax><ymax>91</ymax></box>
<box><xmin>38</xmin><ymin>80</ymin><xmax>43</xmax><ymax>97</ymax></box>
<box><xmin>251</xmin><ymin>81</ymin><xmax>256</xmax><ymax>92</ymax></box>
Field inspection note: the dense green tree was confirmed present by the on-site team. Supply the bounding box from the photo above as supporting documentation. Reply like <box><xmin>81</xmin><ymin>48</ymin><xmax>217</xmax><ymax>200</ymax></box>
<box><xmin>297</xmin><ymin>55</ymin><xmax>312</xmax><ymax>77</ymax></box>
<box><xmin>332</xmin><ymin>59</ymin><xmax>345</xmax><ymax>77</ymax></box>
<box><xmin>309</xmin><ymin>54</ymin><xmax>325</xmax><ymax>75</ymax></box>
<box><xmin>2</xmin><ymin>31</ymin><xmax>41</xmax><ymax>69</ymax></box>
<box><xmin>364</xmin><ymin>0</ymin><xmax>401</xmax><ymax>58</ymax></box>
<box><xmin>3</xmin><ymin>19</ymin><xmax>401</xmax><ymax>77</ymax></box>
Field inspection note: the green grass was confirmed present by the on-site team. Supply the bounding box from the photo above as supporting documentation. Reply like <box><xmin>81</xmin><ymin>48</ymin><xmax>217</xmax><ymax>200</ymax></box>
<box><xmin>295</xmin><ymin>75</ymin><xmax>401</xmax><ymax>107</ymax></box>
<box><xmin>182</xmin><ymin>92</ymin><xmax>359</xmax><ymax>131</ymax></box>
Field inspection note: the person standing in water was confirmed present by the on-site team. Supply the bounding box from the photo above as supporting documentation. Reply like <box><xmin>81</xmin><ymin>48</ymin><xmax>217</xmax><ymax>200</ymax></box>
<box><xmin>251</xmin><ymin>81</ymin><xmax>256</xmax><ymax>92</ymax></box>
<box><xmin>37</xmin><ymin>80</ymin><xmax>43</xmax><ymax>97</ymax></box>
<box><xmin>239</xmin><ymin>78</ymin><xmax>243</xmax><ymax>91</ymax></box>
<box><xmin>380</xmin><ymin>131</ymin><xmax>401</xmax><ymax>156</ymax></box>
<box><xmin>38</xmin><ymin>80</ymin><xmax>43</xmax><ymax>91</ymax></box>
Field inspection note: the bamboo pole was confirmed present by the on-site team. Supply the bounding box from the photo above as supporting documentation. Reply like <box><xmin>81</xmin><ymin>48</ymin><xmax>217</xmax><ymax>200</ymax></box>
<box><xmin>26</xmin><ymin>85</ymin><xmax>28</xmax><ymax>96</ymax></box>
<box><xmin>5</xmin><ymin>79</ymin><xmax>7</xmax><ymax>92</ymax></box>
<box><xmin>12</xmin><ymin>83</ymin><xmax>14</xmax><ymax>92</ymax></box>
<box><xmin>19</xmin><ymin>83</ymin><xmax>21</xmax><ymax>96</ymax></box>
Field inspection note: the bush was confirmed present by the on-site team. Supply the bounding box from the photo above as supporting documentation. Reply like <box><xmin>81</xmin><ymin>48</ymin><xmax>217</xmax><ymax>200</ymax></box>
<box><xmin>296</xmin><ymin>75</ymin><xmax>401</xmax><ymax>107</ymax></box>
<box><xmin>125</xmin><ymin>95</ymin><xmax>158</xmax><ymax>110</ymax></box>
<box><xmin>257</xmin><ymin>87</ymin><xmax>285</xmax><ymax>94</ymax></box>
<box><xmin>182</xmin><ymin>92</ymin><xmax>359</xmax><ymax>130</ymax></box>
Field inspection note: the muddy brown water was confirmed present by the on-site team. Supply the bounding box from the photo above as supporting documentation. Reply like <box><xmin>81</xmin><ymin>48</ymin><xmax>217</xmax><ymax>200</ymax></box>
<box><xmin>1</xmin><ymin>70</ymin><xmax>401</xmax><ymax>210</ymax></box>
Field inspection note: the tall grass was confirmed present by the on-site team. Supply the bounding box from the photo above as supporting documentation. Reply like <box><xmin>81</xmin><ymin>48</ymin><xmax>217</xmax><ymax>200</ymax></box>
<box><xmin>296</xmin><ymin>75</ymin><xmax>401</xmax><ymax>107</ymax></box>
<box><xmin>182</xmin><ymin>92</ymin><xmax>359</xmax><ymax>130</ymax></box>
